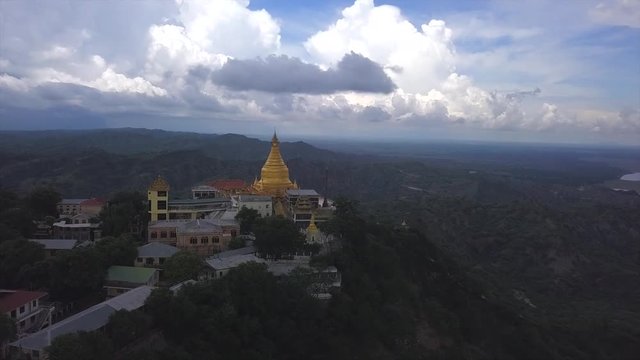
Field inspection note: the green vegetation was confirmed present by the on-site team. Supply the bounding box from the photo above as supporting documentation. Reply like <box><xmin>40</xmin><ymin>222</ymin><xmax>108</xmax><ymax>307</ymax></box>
<box><xmin>0</xmin><ymin>234</ymin><xmax>137</xmax><ymax>301</ymax></box>
<box><xmin>0</xmin><ymin>313</ymin><xmax>16</xmax><ymax>345</ymax></box>
<box><xmin>1</xmin><ymin>130</ymin><xmax>639</xmax><ymax>359</ymax></box>
<box><xmin>253</xmin><ymin>216</ymin><xmax>304</xmax><ymax>259</ymax></box>
<box><xmin>47</xmin><ymin>331</ymin><xmax>115</xmax><ymax>360</ymax></box>
<box><xmin>162</xmin><ymin>251</ymin><xmax>203</xmax><ymax>283</ymax></box>
<box><xmin>235</xmin><ymin>206</ymin><xmax>260</xmax><ymax>234</ymax></box>
<box><xmin>106</xmin><ymin>310</ymin><xmax>153</xmax><ymax>348</ymax></box>
<box><xmin>25</xmin><ymin>186</ymin><xmax>61</xmax><ymax>219</ymax></box>
<box><xmin>100</xmin><ymin>191</ymin><xmax>147</xmax><ymax>239</ymax></box>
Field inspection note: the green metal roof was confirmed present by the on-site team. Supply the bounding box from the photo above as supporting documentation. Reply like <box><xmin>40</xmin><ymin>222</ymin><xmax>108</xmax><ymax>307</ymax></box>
<box><xmin>107</xmin><ymin>266</ymin><xmax>157</xmax><ymax>284</ymax></box>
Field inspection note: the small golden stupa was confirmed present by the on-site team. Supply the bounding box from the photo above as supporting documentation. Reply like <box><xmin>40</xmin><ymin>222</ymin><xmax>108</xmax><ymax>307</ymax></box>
<box><xmin>251</xmin><ymin>131</ymin><xmax>298</xmax><ymax>197</ymax></box>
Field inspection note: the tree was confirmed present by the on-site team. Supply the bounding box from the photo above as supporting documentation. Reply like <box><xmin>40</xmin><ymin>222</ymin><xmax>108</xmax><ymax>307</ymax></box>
<box><xmin>95</xmin><ymin>235</ymin><xmax>138</xmax><ymax>266</ymax></box>
<box><xmin>0</xmin><ymin>312</ymin><xmax>16</xmax><ymax>344</ymax></box>
<box><xmin>47</xmin><ymin>331</ymin><xmax>114</xmax><ymax>360</ymax></box>
<box><xmin>253</xmin><ymin>216</ymin><xmax>304</xmax><ymax>260</ymax></box>
<box><xmin>106</xmin><ymin>310</ymin><xmax>152</xmax><ymax>348</ymax></box>
<box><xmin>100</xmin><ymin>191</ymin><xmax>147</xmax><ymax>238</ymax></box>
<box><xmin>163</xmin><ymin>251</ymin><xmax>203</xmax><ymax>283</ymax></box>
<box><xmin>227</xmin><ymin>236</ymin><xmax>246</xmax><ymax>250</ymax></box>
<box><xmin>47</xmin><ymin>248</ymin><xmax>105</xmax><ymax>300</ymax></box>
<box><xmin>26</xmin><ymin>186</ymin><xmax>61</xmax><ymax>218</ymax></box>
<box><xmin>1</xmin><ymin>208</ymin><xmax>35</xmax><ymax>238</ymax></box>
<box><xmin>0</xmin><ymin>239</ymin><xmax>45</xmax><ymax>288</ymax></box>
<box><xmin>235</xmin><ymin>206</ymin><xmax>261</xmax><ymax>234</ymax></box>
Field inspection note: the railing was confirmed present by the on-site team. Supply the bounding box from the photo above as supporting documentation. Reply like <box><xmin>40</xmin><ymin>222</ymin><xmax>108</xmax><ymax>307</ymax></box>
<box><xmin>22</xmin><ymin>305</ymin><xmax>55</xmax><ymax>335</ymax></box>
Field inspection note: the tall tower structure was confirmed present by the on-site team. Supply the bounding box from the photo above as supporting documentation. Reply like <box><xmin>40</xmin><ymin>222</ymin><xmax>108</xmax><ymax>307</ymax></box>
<box><xmin>251</xmin><ymin>132</ymin><xmax>298</xmax><ymax>197</ymax></box>
<box><xmin>148</xmin><ymin>176</ymin><xmax>170</xmax><ymax>221</ymax></box>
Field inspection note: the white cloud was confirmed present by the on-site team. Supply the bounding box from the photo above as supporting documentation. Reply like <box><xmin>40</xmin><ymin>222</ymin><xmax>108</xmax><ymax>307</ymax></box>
<box><xmin>91</xmin><ymin>68</ymin><xmax>167</xmax><ymax>96</ymax></box>
<box><xmin>37</xmin><ymin>45</ymin><xmax>76</xmax><ymax>61</ymax></box>
<box><xmin>591</xmin><ymin>0</ymin><xmax>640</xmax><ymax>28</ymax></box>
<box><xmin>175</xmin><ymin>0</ymin><xmax>280</xmax><ymax>57</ymax></box>
<box><xmin>146</xmin><ymin>24</ymin><xmax>228</xmax><ymax>83</ymax></box>
<box><xmin>305</xmin><ymin>0</ymin><xmax>455</xmax><ymax>93</ymax></box>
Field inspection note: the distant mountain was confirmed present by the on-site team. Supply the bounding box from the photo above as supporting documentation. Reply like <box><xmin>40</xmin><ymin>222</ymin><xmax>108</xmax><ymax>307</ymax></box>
<box><xmin>0</xmin><ymin>128</ymin><xmax>356</xmax><ymax>197</ymax></box>
<box><xmin>0</xmin><ymin>128</ymin><xmax>341</xmax><ymax>162</ymax></box>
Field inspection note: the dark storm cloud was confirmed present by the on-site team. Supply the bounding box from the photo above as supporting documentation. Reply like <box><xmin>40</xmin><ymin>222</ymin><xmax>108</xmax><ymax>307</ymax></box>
<box><xmin>0</xmin><ymin>79</ymin><xmax>238</xmax><ymax>131</ymax></box>
<box><xmin>211</xmin><ymin>52</ymin><xmax>396</xmax><ymax>94</ymax></box>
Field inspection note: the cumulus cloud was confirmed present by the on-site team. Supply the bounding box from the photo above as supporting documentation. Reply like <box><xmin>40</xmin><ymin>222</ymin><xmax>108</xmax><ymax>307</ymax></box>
<box><xmin>211</xmin><ymin>52</ymin><xmax>396</xmax><ymax>94</ymax></box>
<box><xmin>305</xmin><ymin>0</ymin><xmax>456</xmax><ymax>93</ymax></box>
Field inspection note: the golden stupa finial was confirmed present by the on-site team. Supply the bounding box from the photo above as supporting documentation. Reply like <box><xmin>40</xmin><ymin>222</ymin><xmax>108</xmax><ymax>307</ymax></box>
<box><xmin>272</xmin><ymin>129</ymin><xmax>279</xmax><ymax>144</ymax></box>
<box><xmin>149</xmin><ymin>175</ymin><xmax>170</xmax><ymax>191</ymax></box>
<box><xmin>307</xmin><ymin>212</ymin><xmax>318</xmax><ymax>233</ymax></box>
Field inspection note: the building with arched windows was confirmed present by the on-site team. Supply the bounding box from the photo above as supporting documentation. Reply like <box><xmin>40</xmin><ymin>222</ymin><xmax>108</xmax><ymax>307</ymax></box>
<box><xmin>148</xmin><ymin>218</ymin><xmax>239</xmax><ymax>256</ymax></box>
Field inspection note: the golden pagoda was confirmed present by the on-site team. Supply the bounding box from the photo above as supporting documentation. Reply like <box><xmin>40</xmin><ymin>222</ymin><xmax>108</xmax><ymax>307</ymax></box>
<box><xmin>251</xmin><ymin>131</ymin><xmax>298</xmax><ymax>197</ymax></box>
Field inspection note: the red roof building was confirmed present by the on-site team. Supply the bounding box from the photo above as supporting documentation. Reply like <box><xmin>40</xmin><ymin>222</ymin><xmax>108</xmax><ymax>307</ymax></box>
<box><xmin>0</xmin><ymin>290</ymin><xmax>47</xmax><ymax>314</ymax></box>
<box><xmin>0</xmin><ymin>290</ymin><xmax>49</xmax><ymax>334</ymax></box>
<box><xmin>209</xmin><ymin>179</ymin><xmax>247</xmax><ymax>193</ymax></box>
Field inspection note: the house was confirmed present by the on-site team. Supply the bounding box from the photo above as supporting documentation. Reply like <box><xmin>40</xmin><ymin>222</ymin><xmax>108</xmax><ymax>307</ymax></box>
<box><xmin>176</xmin><ymin>219</ymin><xmax>235</xmax><ymax>256</ymax></box>
<box><xmin>0</xmin><ymin>290</ymin><xmax>49</xmax><ymax>336</ymax></box>
<box><xmin>28</xmin><ymin>239</ymin><xmax>78</xmax><ymax>257</ymax></box>
<box><xmin>237</xmin><ymin>195</ymin><xmax>273</xmax><ymax>217</ymax></box>
<box><xmin>148</xmin><ymin>221</ymin><xmax>178</xmax><ymax>246</ymax></box>
<box><xmin>104</xmin><ymin>266</ymin><xmax>159</xmax><ymax>298</ymax></box>
<box><xmin>135</xmin><ymin>243</ymin><xmax>178</xmax><ymax>267</ymax></box>
<box><xmin>204</xmin><ymin>253</ymin><xmax>266</xmax><ymax>279</ymax></box>
<box><xmin>52</xmin><ymin>214</ymin><xmax>101</xmax><ymax>242</ymax></box>
<box><xmin>57</xmin><ymin>199</ymin><xmax>87</xmax><ymax>216</ymax></box>
<box><xmin>149</xmin><ymin>218</ymin><xmax>240</xmax><ymax>256</ymax></box>
<box><xmin>191</xmin><ymin>185</ymin><xmax>220</xmax><ymax>199</ymax></box>
<box><xmin>9</xmin><ymin>286</ymin><xmax>152</xmax><ymax>360</ymax></box>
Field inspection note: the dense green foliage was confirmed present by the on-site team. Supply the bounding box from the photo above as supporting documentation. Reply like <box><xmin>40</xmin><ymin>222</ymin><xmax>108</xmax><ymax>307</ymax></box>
<box><xmin>106</xmin><ymin>310</ymin><xmax>153</xmax><ymax>348</ymax></box>
<box><xmin>0</xmin><ymin>313</ymin><xmax>16</xmax><ymax>344</ymax></box>
<box><xmin>0</xmin><ymin>239</ymin><xmax>45</xmax><ymax>288</ymax></box>
<box><xmin>25</xmin><ymin>186</ymin><xmax>61</xmax><ymax>218</ymax></box>
<box><xmin>100</xmin><ymin>191</ymin><xmax>147</xmax><ymax>239</ymax></box>
<box><xmin>235</xmin><ymin>206</ymin><xmax>260</xmax><ymax>234</ymax></box>
<box><xmin>0</xmin><ymin>234</ymin><xmax>137</xmax><ymax>301</ymax></box>
<box><xmin>0</xmin><ymin>187</ymin><xmax>63</xmax><ymax>240</ymax></box>
<box><xmin>162</xmin><ymin>251</ymin><xmax>203</xmax><ymax>283</ymax></box>
<box><xmin>1</xmin><ymin>130</ymin><xmax>638</xmax><ymax>359</ymax></box>
<box><xmin>253</xmin><ymin>216</ymin><xmax>304</xmax><ymax>259</ymax></box>
<box><xmin>144</xmin><ymin>263</ymin><xmax>325</xmax><ymax>360</ymax></box>
<box><xmin>94</xmin><ymin>235</ymin><xmax>139</xmax><ymax>266</ymax></box>
<box><xmin>47</xmin><ymin>331</ymin><xmax>115</xmax><ymax>360</ymax></box>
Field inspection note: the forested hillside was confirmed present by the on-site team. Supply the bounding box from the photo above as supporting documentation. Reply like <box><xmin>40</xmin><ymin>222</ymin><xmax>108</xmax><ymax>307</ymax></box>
<box><xmin>1</xmin><ymin>128</ymin><xmax>639</xmax><ymax>359</ymax></box>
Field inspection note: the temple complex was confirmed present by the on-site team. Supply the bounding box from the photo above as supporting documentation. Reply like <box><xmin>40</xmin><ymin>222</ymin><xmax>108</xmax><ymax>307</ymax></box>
<box><xmin>146</xmin><ymin>131</ymin><xmax>334</xmax><ymax>256</ymax></box>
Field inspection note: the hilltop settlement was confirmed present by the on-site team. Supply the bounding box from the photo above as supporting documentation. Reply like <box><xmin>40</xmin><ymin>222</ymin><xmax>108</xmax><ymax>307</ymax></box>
<box><xmin>1</xmin><ymin>132</ymin><xmax>341</xmax><ymax>360</ymax></box>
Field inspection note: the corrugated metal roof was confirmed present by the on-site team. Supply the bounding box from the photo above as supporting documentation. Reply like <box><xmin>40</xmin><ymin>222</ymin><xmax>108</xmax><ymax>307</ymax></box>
<box><xmin>137</xmin><ymin>243</ymin><xmax>179</xmax><ymax>258</ymax></box>
<box><xmin>286</xmin><ymin>189</ymin><xmax>319</xmax><ymax>196</ymax></box>
<box><xmin>29</xmin><ymin>239</ymin><xmax>77</xmax><ymax>250</ymax></box>
<box><xmin>205</xmin><ymin>254</ymin><xmax>265</xmax><ymax>270</ymax></box>
<box><xmin>10</xmin><ymin>286</ymin><xmax>152</xmax><ymax>351</ymax></box>
<box><xmin>106</xmin><ymin>266</ymin><xmax>158</xmax><ymax>284</ymax></box>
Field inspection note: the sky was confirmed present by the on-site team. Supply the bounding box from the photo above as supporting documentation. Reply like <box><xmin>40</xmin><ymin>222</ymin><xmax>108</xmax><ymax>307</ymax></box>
<box><xmin>0</xmin><ymin>0</ymin><xmax>638</xmax><ymax>144</ymax></box>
